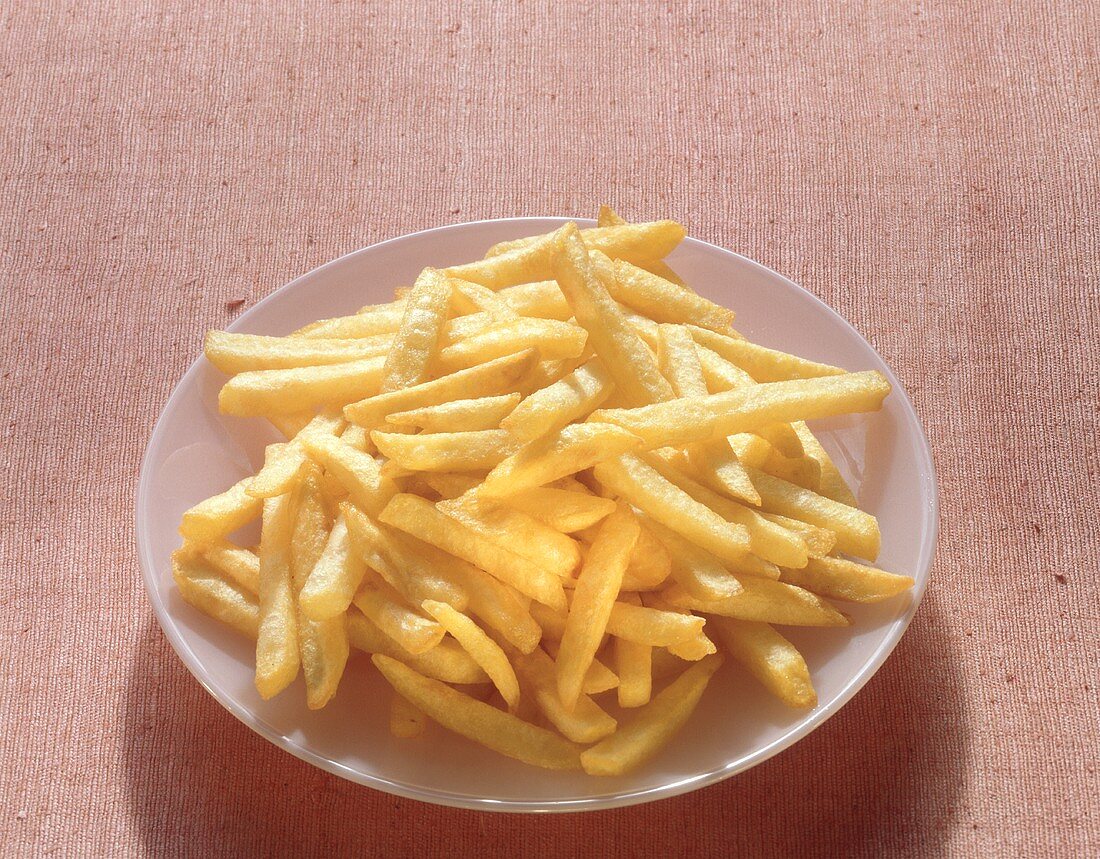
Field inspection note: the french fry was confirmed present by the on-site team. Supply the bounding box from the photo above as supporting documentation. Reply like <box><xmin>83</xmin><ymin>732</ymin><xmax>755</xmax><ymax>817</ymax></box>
<box><xmin>596</xmin><ymin>204</ymin><xmax>627</xmax><ymax>227</ymax></box>
<box><xmin>688</xmin><ymin>326</ymin><xmax>844</xmax><ymax>382</ymax></box>
<box><xmin>449</xmin><ymin>278</ymin><xmax>519</xmax><ymax>318</ymax></box>
<box><xmin>255</xmin><ymin>492</ymin><xmax>301</xmax><ymax>699</ymax></box>
<box><xmin>179</xmin><ymin>477</ymin><xmax>262</xmax><ymax>542</ymax></box>
<box><xmin>792</xmin><ymin>421</ymin><xmax>859</xmax><ymax>506</ymax></box>
<box><xmin>339</xmin><ymin>422</ymin><xmax>375</xmax><ymax>453</ymax></box>
<box><xmin>580</xmin><ymin>654</ymin><xmax>723</xmax><ymax>776</ymax></box>
<box><xmin>480</xmin><ymin>422</ymin><xmax>644</xmax><ymax>497</ymax></box>
<box><xmin>267</xmin><ymin>411</ymin><xmax>315</xmax><ymax>439</ymax></box>
<box><xmin>637</xmin><ymin>514</ymin><xmax>745</xmax><ymax>599</ymax></box>
<box><xmin>496</xmin><ymin>280</ymin><xmax>573</xmax><ymax>320</ymax></box>
<box><xmin>372</xmin><ymin>655</ymin><xmax>582</xmax><ymax>770</ymax></box>
<box><xmin>300</xmin><ymin>433</ymin><xmax>397</xmax><ymax>516</ymax></box>
<box><xmin>551</xmin><ymin>225</ymin><xmax>675</xmax><ymax>406</ymax></box>
<box><xmin>612</xmin><ymin>262</ymin><xmax>736</xmax><ymax>333</ymax></box>
<box><xmin>510</xmin><ymin>646</ymin><xmax>618</xmax><ymax>743</ymax></box>
<box><xmin>756</xmin><ymin>422</ymin><xmax>804</xmax><ymax>459</ymax></box>
<box><xmin>299</xmin><ymin>514</ymin><xmax>368</xmax><ymax>620</ymax></box>
<box><xmin>295</xmin><ymin>305</ymin><xmax>405</xmax><ymax>339</ymax></box>
<box><xmin>590</xmin><ymin>371</ymin><xmax>892</xmax><ymax>449</ymax></box>
<box><xmin>711</xmin><ymin>617</ymin><xmax>816</xmax><ymax>708</ymax></box>
<box><xmin>344</xmin><ymin>349</ymin><xmax>538</xmax><ymax>429</ymax></box>
<box><xmin>422</xmin><ymin>600</ymin><xmax>521</xmax><ymax>711</ymax></box>
<box><xmin>186</xmin><ymin>538</ymin><xmax>260</xmax><ymax>595</ymax></box>
<box><xmin>347</xmin><ymin>609</ymin><xmax>488</xmax><ymax>684</ymax></box>
<box><xmin>172</xmin><ymin>549</ymin><xmax>259</xmax><ymax>637</ymax></box>
<box><xmin>641</xmin><ymin>592</ymin><xmax>717</xmax><ymax>660</ymax></box>
<box><xmin>390</xmin><ymin>692</ymin><xmax>428</xmax><ymax>738</ymax></box>
<box><xmin>682</xmin><ymin>438</ymin><xmax>761</xmax><ymax>506</ymax></box>
<box><xmin>503</xmin><ymin>486</ymin><xmax>617</xmax><ymax>533</ymax></box>
<box><xmin>218</xmin><ymin>357</ymin><xmax>387</xmax><ymax>417</ymax></box>
<box><xmin>380</xmin><ymin>267</ymin><xmax>452</xmax><ymax>392</ymax></box>
<box><xmin>372</xmin><ymin>429</ymin><xmax>522</xmax><ymax>473</ymax></box>
<box><xmin>486</xmin><ymin>221</ymin><xmax>686</xmax><ymax>264</ymax></box>
<box><xmin>604</xmin><ymin>599</ymin><xmax>707</xmax><ymax>648</ymax></box>
<box><xmin>385</xmin><ymin>392</ymin><xmax>521</xmax><ymax>433</ymax></box>
<box><xmin>540</xmin><ymin>637</ymin><xmax>620</xmax><ymax>694</ymax></box>
<box><xmin>499</xmin><ymin>359</ymin><xmax>614</xmax><ymax>442</ymax></box>
<box><xmin>619</xmin><ymin>521</ymin><xmax>674</xmax><ymax>591</ymax></box>
<box><xmin>248</xmin><ymin>411</ymin><xmax>346</xmax><ymax>499</ymax></box>
<box><xmin>205</xmin><ymin>330</ymin><xmax>393</xmax><ymax>374</ymax></box>
<box><xmin>418</xmin><ymin>472</ymin><xmax>483</xmax><ymax>499</ymax></box>
<box><xmin>556</xmin><ymin>505</ymin><xmax>640</xmax><ymax>710</ymax></box>
<box><xmin>379</xmin><ymin>494</ymin><xmax>567</xmax><ymax>611</ymax></box>
<box><xmin>615</xmin><ymin>627</ymin><xmax>653</xmax><ymax>708</ymax></box>
<box><xmin>746</xmin><ymin>467</ymin><xmax>881</xmax><ymax>560</ymax></box>
<box><xmin>696</xmin><ymin>343</ymin><xmax>755</xmax><ymax>391</ymax></box>
<box><xmin>352</xmin><ymin>571</ymin><xmax>445</xmax><ymax>655</ymax></box>
<box><xmin>439</xmin><ymin>311</ymin><xmax>497</xmax><ymax>345</ymax></box>
<box><xmin>778</xmin><ymin>556</ymin><xmax>914</xmax><ymax>603</ymax></box>
<box><xmin>657</xmin><ymin>323</ymin><xmax>710</xmax><ymax>398</ymax></box>
<box><xmin>760</xmin><ymin>513</ymin><xmax>838</xmax><ymax>557</ymax></box>
<box><xmin>436</xmin><ymin>318</ymin><xmax>588</xmax><ymax>373</ymax></box>
<box><xmin>444</xmin><ymin>234</ymin><xmax>559</xmax><ymax>289</ymax></box>
<box><xmin>665</xmin><ymin>578</ymin><xmax>850</xmax><ymax>627</ymax></box>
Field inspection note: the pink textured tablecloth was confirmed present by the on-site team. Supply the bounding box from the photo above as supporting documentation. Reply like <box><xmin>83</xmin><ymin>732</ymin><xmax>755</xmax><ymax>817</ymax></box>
<box><xmin>2</xmin><ymin>2</ymin><xmax>1096</xmax><ymax>856</ymax></box>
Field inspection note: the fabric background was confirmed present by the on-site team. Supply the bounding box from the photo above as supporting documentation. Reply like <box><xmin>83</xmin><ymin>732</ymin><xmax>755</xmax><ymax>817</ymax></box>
<box><xmin>1</xmin><ymin>2</ymin><xmax>1096</xmax><ymax>856</ymax></box>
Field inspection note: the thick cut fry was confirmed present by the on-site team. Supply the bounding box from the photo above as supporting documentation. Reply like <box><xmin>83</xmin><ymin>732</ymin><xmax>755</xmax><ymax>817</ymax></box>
<box><xmin>637</xmin><ymin>515</ymin><xmax>745</xmax><ymax>599</ymax></box>
<box><xmin>590</xmin><ymin>371</ymin><xmax>892</xmax><ymax>450</ymax></box>
<box><xmin>344</xmin><ymin>349</ymin><xmax>538</xmax><ymax>428</ymax></box>
<box><xmin>205</xmin><ymin>330</ymin><xmax>393</xmax><ymax>374</ymax></box>
<box><xmin>711</xmin><ymin>617</ymin><xmax>816</xmax><ymax>708</ymax></box>
<box><xmin>248</xmin><ymin>411</ymin><xmax>345</xmax><ymax>499</ymax></box>
<box><xmin>612</xmin><ymin>262</ymin><xmax>735</xmax><ymax>333</ymax></box>
<box><xmin>299</xmin><ymin>515</ymin><xmax>368</xmax><ymax>620</ymax></box>
<box><xmin>372</xmin><ymin>429</ymin><xmax>521</xmax><ymax>473</ymax></box>
<box><xmin>300</xmin><ymin>433</ymin><xmax>396</xmax><ymax>516</ymax></box>
<box><xmin>551</xmin><ymin>225</ymin><xmax>675</xmax><ymax>406</ymax></box>
<box><xmin>615</xmin><ymin>634</ymin><xmax>653</xmax><ymax>708</ymax></box>
<box><xmin>604</xmin><ymin>601</ymin><xmax>706</xmax><ymax>646</ymax></box>
<box><xmin>498</xmin><ymin>280</ymin><xmax>573</xmax><ymax>320</ymax></box>
<box><xmin>756</xmin><ymin>422</ymin><xmax>805</xmax><ymax>459</ymax></box>
<box><xmin>444</xmin><ymin>234</ymin><xmax>559</xmax><ymax>289</ymax></box>
<box><xmin>792</xmin><ymin>422</ymin><xmax>859</xmax><ymax>506</ymax></box>
<box><xmin>219</xmin><ymin>356</ymin><xmax>387</xmax><ymax>417</ymax></box>
<box><xmin>696</xmin><ymin>344</ymin><xmax>756</xmax><ymax>391</ymax></box>
<box><xmin>580</xmin><ymin>654</ymin><xmax>723</xmax><ymax>776</ymax></box>
<box><xmin>641</xmin><ymin>593</ymin><xmax>718</xmax><ymax>660</ymax></box>
<box><xmin>436</xmin><ymin>318</ymin><xmax>587</xmax><ymax>373</ymax></box>
<box><xmin>268</xmin><ymin>411</ymin><xmax>315</xmax><ymax>439</ymax></box>
<box><xmin>186</xmin><ymin>538</ymin><xmax>259</xmax><ymax>594</ymax></box>
<box><xmin>760</xmin><ymin>513</ymin><xmax>838</xmax><ymax>557</ymax></box>
<box><xmin>439</xmin><ymin>311</ymin><xmax>498</xmax><ymax>345</ymax></box>
<box><xmin>179</xmin><ymin>477</ymin><xmax>261</xmax><ymax>542</ymax></box>
<box><xmin>372</xmin><ymin>655</ymin><xmax>582</xmax><ymax>770</ymax></box>
<box><xmin>437</xmin><ymin>493</ymin><xmax>582</xmax><ymax>579</ymax></box>
<box><xmin>487</xmin><ymin>221</ymin><xmax>686</xmax><ymax>264</ymax></box>
<box><xmin>618</xmin><ymin>521</ymin><xmax>674</xmax><ymax>591</ymax></box>
<box><xmin>683</xmin><ymin>438</ymin><xmax>761</xmax><ymax>506</ymax></box>
<box><xmin>480</xmin><ymin>422</ymin><xmax>644</xmax><ymax>497</ymax></box>
<box><xmin>256</xmin><ymin>492</ymin><xmax>300</xmax><ymax>698</ymax></box>
<box><xmin>418</xmin><ymin>472</ymin><xmax>483</xmax><ymax>499</ymax></box>
<box><xmin>449</xmin><ymin>278</ymin><xmax>519</xmax><ymax>318</ymax></box>
<box><xmin>779</xmin><ymin>556</ymin><xmax>914</xmax><ymax>603</ymax></box>
<box><xmin>746</xmin><ymin>467</ymin><xmax>881</xmax><ymax>560</ymax></box>
<box><xmin>503</xmin><ymin>486</ymin><xmax>617</xmax><ymax>533</ymax></box>
<box><xmin>511</xmin><ymin>646</ymin><xmax>618</xmax><ymax>743</ymax></box>
<box><xmin>688</xmin><ymin>326</ymin><xmax>844</xmax><ymax>382</ymax></box>
<box><xmin>347</xmin><ymin>609</ymin><xmax>488</xmax><ymax>684</ymax></box>
<box><xmin>390</xmin><ymin>692</ymin><xmax>428</xmax><ymax>738</ymax></box>
<box><xmin>379</xmin><ymin>494</ymin><xmax>567</xmax><ymax>611</ymax></box>
<box><xmin>353</xmin><ymin>571</ymin><xmax>445</xmax><ymax>655</ymax></box>
<box><xmin>172</xmin><ymin>549</ymin><xmax>259</xmax><ymax>637</ymax></box>
<box><xmin>386</xmin><ymin>392</ymin><xmax>521</xmax><ymax>433</ymax></box>
<box><xmin>657</xmin><ymin>323</ymin><xmax>709</xmax><ymax>398</ymax></box>
<box><xmin>380</xmin><ymin>267</ymin><xmax>451</xmax><ymax>392</ymax></box>
<box><xmin>540</xmin><ymin>638</ymin><xmax>619</xmax><ymax>694</ymax></box>
<box><xmin>666</xmin><ymin>578</ymin><xmax>850</xmax><ymax>627</ymax></box>
<box><xmin>593</xmin><ymin>454</ymin><xmax>751</xmax><ymax>565</ymax></box>
<box><xmin>500</xmin><ymin>359</ymin><xmax>614</xmax><ymax>442</ymax></box>
<box><xmin>295</xmin><ymin>306</ymin><xmax>405</xmax><ymax>339</ymax></box>
<box><xmin>556</xmin><ymin>505</ymin><xmax>639</xmax><ymax>710</ymax></box>
<box><xmin>422</xmin><ymin>600</ymin><xmax>520</xmax><ymax>712</ymax></box>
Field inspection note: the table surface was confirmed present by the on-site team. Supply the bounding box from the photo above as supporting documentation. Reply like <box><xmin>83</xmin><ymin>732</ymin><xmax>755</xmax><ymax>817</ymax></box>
<box><xmin>2</xmin><ymin>2</ymin><xmax>1096</xmax><ymax>856</ymax></box>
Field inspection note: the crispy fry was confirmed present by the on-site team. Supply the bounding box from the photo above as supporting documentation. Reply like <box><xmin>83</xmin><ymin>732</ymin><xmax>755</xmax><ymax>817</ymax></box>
<box><xmin>683</xmin><ymin>437</ymin><xmax>761</xmax><ymax>506</ymax></box>
<box><xmin>294</xmin><ymin>306</ymin><xmax>406</xmax><ymax>339</ymax></box>
<box><xmin>372</xmin><ymin>429</ymin><xmax>521</xmax><ymax>473</ymax></box>
<box><xmin>613</xmin><ymin>262</ymin><xmax>735</xmax><ymax>333</ymax></box>
<box><xmin>186</xmin><ymin>538</ymin><xmax>260</xmax><ymax>595</ymax></box>
<box><xmin>422</xmin><ymin>600</ymin><xmax>520</xmax><ymax>711</ymax></box>
<box><xmin>386</xmin><ymin>392</ymin><xmax>521</xmax><ymax>433</ymax></box>
<box><xmin>436</xmin><ymin>318</ymin><xmax>587</xmax><ymax>373</ymax></box>
<box><xmin>665</xmin><ymin>577</ymin><xmax>849</xmax><ymax>627</ymax></box>
<box><xmin>638</xmin><ymin>514</ymin><xmax>744</xmax><ymax>599</ymax></box>
<box><xmin>352</xmin><ymin>570</ymin><xmax>445</xmax><ymax>655</ymax></box>
<box><xmin>347</xmin><ymin>609</ymin><xmax>488</xmax><ymax>684</ymax></box>
<box><xmin>172</xmin><ymin>548</ymin><xmax>259</xmax><ymax>637</ymax></box>
<box><xmin>511</xmin><ymin>646</ymin><xmax>618</xmax><ymax>743</ymax></box>
<box><xmin>497</xmin><ymin>280</ymin><xmax>573</xmax><ymax>320</ymax></box>
<box><xmin>500</xmin><ymin>359</ymin><xmax>614</xmax><ymax>442</ymax></box>
<box><xmin>380</xmin><ymin>267</ymin><xmax>452</xmax><ymax>392</ymax></box>
<box><xmin>487</xmin><ymin>221</ymin><xmax>686</xmax><ymax>264</ymax></box>
<box><xmin>449</xmin><ymin>278</ymin><xmax>519</xmax><ymax>318</ymax></box>
<box><xmin>604</xmin><ymin>600</ymin><xmax>706</xmax><ymax>647</ymax></box>
<box><xmin>444</xmin><ymin>234</ymin><xmax>559</xmax><ymax>289</ymax></box>
<box><xmin>688</xmin><ymin>326</ymin><xmax>844</xmax><ymax>382</ymax></box>
<box><xmin>179</xmin><ymin>477</ymin><xmax>262</xmax><ymax>542</ymax></box>
<box><xmin>711</xmin><ymin>617</ymin><xmax>816</xmax><ymax>708</ymax></box>
<box><xmin>300</xmin><ymin>433</ymin><xmax>397</xmax><ymax>515</ymax></box>
<box><xmin>615</xmin><ymin>631</ymin><xmax>653</xmax><ymax>708</ymax></box>
<box><xmin>657</xmin><ymin>323</ymin><xmax>709</xmax><ymax>398</ymax></box>
<box><xmin>793</xmin><ymin>421</ymin><xmax>859</xmax><ymax>506</ymax></box>
<box><xmin>219</xmin><ymin>356</ymin><xmax>387</xmax><ymax>416</ymax></box>
<box><xmin>299</xmin><ymin>514</ymin><xmax>368</xmax><ymax>620</ymax></box>
<box><xmin>778</xmin><ymin>556</ymin><xmax>914</xmax><ymax>603</ymax></box>
<box><xmin>205</xmin><ymin>330</ymin><xmax>393</xmax><ymax>374</ymax></box>
<box><xmin>503</xmin><ymin>486</ymin><xmax>617</xmax><ymax>533</ymax></box>
<box><xmin>255</xmin><ymin>492</ymin><xmax>301</xmax><ymax>698</ymax></box>
<box><xmin>390</xmin><ymin>692</ymin><xmax>428</xmax><ymax>738</ymax></box>
<box><xmin>248</xmin><ymin>411</ymin><xmax>346</xmax><ymax>499</ymax></box>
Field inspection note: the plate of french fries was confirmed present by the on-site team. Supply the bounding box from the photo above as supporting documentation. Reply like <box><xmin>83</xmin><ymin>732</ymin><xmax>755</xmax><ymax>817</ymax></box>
<box><xmin>137</xmin><ymin>209</ymin><xmax>938</xmax><ymax>810</ymax></box>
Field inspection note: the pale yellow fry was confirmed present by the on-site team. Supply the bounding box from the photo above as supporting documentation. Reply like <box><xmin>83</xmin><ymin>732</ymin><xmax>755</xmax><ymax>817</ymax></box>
<box><xmin>386</xmin><ymin>392</ymin><xmax>521</xmax><ymax>433</ymax></box>
<box><xmin>657</xmin><ymin>323</ymin><xmax>709</xmax><ymax>398</ymax></box>
<box><xmin>300</xmin><ymin>515</ymin><xmax>368</xmax><ymax>620</ymax></box>
<box><xmin>688</xmin><ymin>326</ymin><xmax>844</xmax><ymax>382</ymax></box>
<box><xmin>289</xmin><ymin>468</ymin><xmax>332</xmax><ymax>590</ymax></box>
<box><xmin>711</xmin><ymin>617</ymin><xmax>816</xmax><ymax>708</ymax></box>
<box><xmin>295</xmin><ymin>305</ymin><xmax>405</xmax><ymax>339</ymax></box>
<box><xmin>436</xmin><ymin>318</ymin><xmax>587</xmax><ymax>373</ymax></box>
<box><xmin>541</xmin><ymin>637</ymin><xmax>620</xmax><ymax>694</ymax></box>
<box><xmin>344</xmin><ymin>349</ymin><xmax>538</xmax><ymax>429</ymax></box>
<box><xmin>528</xmin><ymin>600</ymin><xmax>567</xmax><ymax>640</ymax></box>
<box><xmin>590</xmin><ymin>371</ymin><xmax>892</xmax><ymax>449</ymax></box>
<box><xmin>580</xmin><ymin>654</ymin><xmax>723</xmax><ymax>776</ymax></box>
<box><xmin>792</xmin><ymin>421</ymin><xmax>859</xmax><ymax>507</ymax></box>
<box><xmin>372</xmin><ymin>429</ymin><xmax>521</xmax><ymax>473</ymax></box>
<box><xmin>760</xmin><ymin>513</ymin><xmax>838</xmax><ymax>557</ymax></box>
<box><xmin>379</xmin><ymin>494</ymin><xmax>567</xmax><ymax>611</ymax></box>
<box><xmin>487</xmin><ymin>221</ymin><xmax>686</xmax><ymax>264</ymax></box>
<box><xmin>438</xmin><ymin>311</ymin><xmax>498</xmax><ymax>346</ymax></box>
<box><xmin>511</xmin><ymin>646</ymin><xmax>618</xmax><ymax>744</ymax></box>
<box><xmin>422</xmin><ymin>600</ymin><xmax>520</xmax><ymax>712</ymax></box>
<box><xmin>185</xmin><ymin>538</ymin><xmax>259</xmax><ymax>595</ymax></box>
<box><xmin>172</xmin><ymin>549</ymin><xmax>259</xmax><ymax>638</ymax></box>
<box><xmin>480</xmin><ymin>422</ymin><xmax>644</xmax><ymax>497</ymax></box>
<box><xmin>347</xmin><ymin>609</ymin><xmax>488</xmax><ymax>684</ymax></box>
<box><xmin>179</xmin><ymin>477</ymin><xmax>261</xmax><ymax>542</ymax></box>
<box><xmin>779</xmin><ymin>556</ymin><xmax>914</xmax><ymax>603</ymax></box>
<box><xmin>596</xmin><ymin>204</ymin><xmax>627</xmax><ymax>227</ymax></box>
<box><xmin>641</xmin><ymin>592</ymin><xmax>718</xmax><ymax>661</ymax></box>
<box><xmin>746</xmin><ymin>467</ymin><xmax>881</xmax><ymax>560</ymax></box>
<box><xmin>443</xmin><ymin>235</ymin><xmax>559</xmax><ymax>290</ymax></box>
<box><xmin>504</xmin><ymin>486</ymin><xmax>617</xmax><ymax>533</ymax></box>
<box><xmin>372</xmin><ymin>655</ymin><xmax>582</xmax><ymax>770</ymax></box>
<box><xmin>619</xmin><ymin>520</ymin><xmax>674</xmax><ymax>591</ymax></box>
<box><xmin>353</xmin><ymin>571</ymin><xmax>444</xmax><ymax>655</ymax></box>
<box><xmin>248</xmin><ymin>411</ymin><xmax>345</xmax><ymax>499</ymax></box>
<box><xmin>696</xmin><ymin>344</ymin><xmax>756</xmax><ymax>391</ymax></box>
<box><xmin>449</xmin><ymin>277</ymin><xmax>519</xmax><ymax>318</ymax></box>
<box><xmin>268</xmin><ymin>411</ymin><xmax>315</xmax><ymax>439</ymax></box>
<box><xmin>380</xmin><ymin>267</ymin><xmax>451</xmax><ymax>392</ymax></box>
<box><xmin>636</xmin><ymin>514</ymin><xmax>745</xmax><ymax>599</ymax></box>
<box><xmin>418</xmin><ymin>472</ymin><xmax>483</xmax><ymax>499</ymax></box>
<box><xmin>665</xmin><ymin>578</ymin><xmax>850</xmax><ymax>627</ymax></box>
<box><xmin>759</xmin><ymin>448</ymin><xmax>822</xmax><ymax>491</ymax></box>
<box><xmin>300</xmin><ymin>433</ymin><xmax>397</xmax><ymax>516</ymax></box>
<box><xmin>604</xmin><ymin>601</ymin><xmax>706</xmax><ymax>646</ymax></box>
<box><xmin>556</xmin><ymin>505</ymin><xmax>640</xmax><ymax>710</ymax></box>
<box><xmin>390</xmin><ymin>692</ymin><xmax>428</xmax><ymax>738</ymax></box>
<box><xmin>593</xmin><ymin>454</ymin><xmax>751</xmax><ymax>565</ymax></box>
<box><xmin>756</xmin><ymin>422</ymin><xmax>805</xmax><ymax>459</ymax></box>
<box><xmin>256</xmin><ymin>492</ymin><xmax>300</xmax><ymax>698</ymax></box>
<box><xmin>551</xmin><ymin>225</ymin><xmax>675</xmax><ymax>406</ymax></box>
<box><xmin>613</xmin><ymin>262</ymin><xmax>736</xmax><ymax>333</ymax></box>
<box><xmin>498</xmin><ymin>280</ymin><xmax>573</xmax><ymax>320</ymax></box>
<box><xmin>683</xmin><ymin>437</ymin><xmax>762</xmax><ymax>506</ymax></box>
<box><xmin>204</xmin><ymin>330</ymin><xmax>393</xmax><ymax>374</ymax></box>
<box><xmin>219</xmin><ymin>356</ymin><xmax>387</xmax><ymax>417</ymax></box>
<box><xmin>500</xmin><ymin>358</ymin><xmax>614</xmax><ymax>442</ymax></box>
<box><xmin>728</xmin><ymin>433</ymin><xmax>772</xmax><ymax>468</ymax></box>
<box><xmin>437</xmin><ymin>493</ymin><xmax>582</xmax><ymax>579</ymax></box>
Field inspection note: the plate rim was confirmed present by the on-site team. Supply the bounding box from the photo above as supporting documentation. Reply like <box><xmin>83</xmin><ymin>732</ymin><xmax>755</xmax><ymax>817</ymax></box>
<box><xmin>136</xmin><ymin>216</ymin><xmax>940</xmax><ymax>812</ymax></box>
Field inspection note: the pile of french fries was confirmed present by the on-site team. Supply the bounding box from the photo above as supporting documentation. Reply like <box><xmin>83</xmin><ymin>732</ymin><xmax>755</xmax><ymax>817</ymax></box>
<box><xmin>173</xmin><ymin>207</ymin><xmax>914</xmax><ymax>776</ymax></box>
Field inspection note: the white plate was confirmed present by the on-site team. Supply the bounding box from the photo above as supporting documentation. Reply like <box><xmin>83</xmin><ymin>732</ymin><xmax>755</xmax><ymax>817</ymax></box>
<box><xmin>137</xmin><ymin>218</ymin><xmax>938</xmax><ymax>811</ymax></box>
